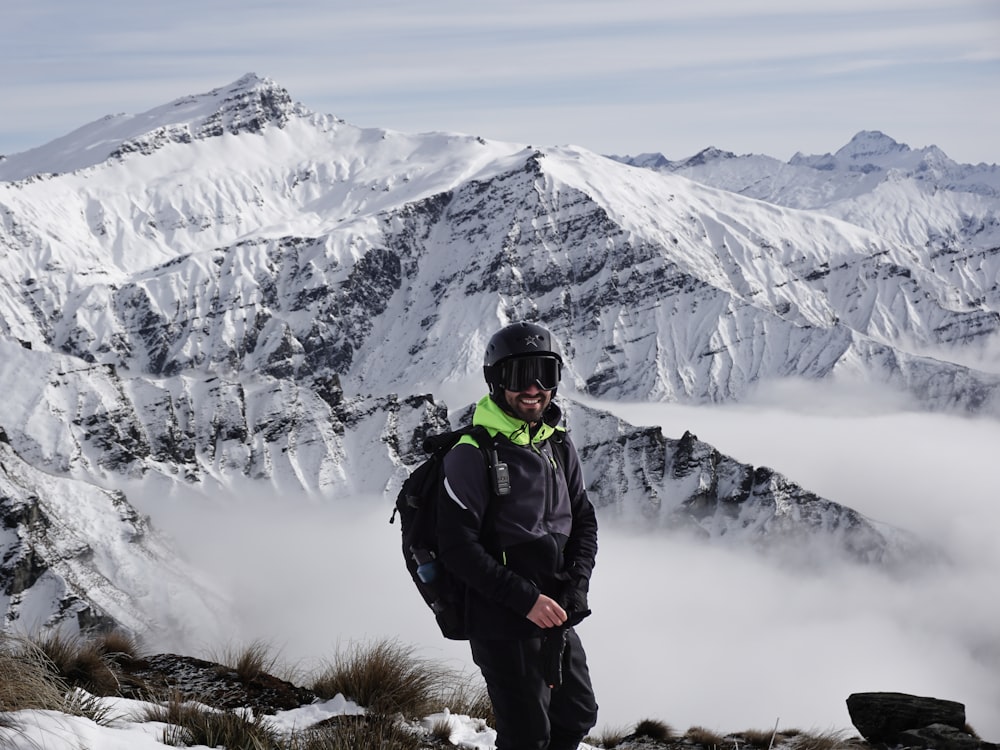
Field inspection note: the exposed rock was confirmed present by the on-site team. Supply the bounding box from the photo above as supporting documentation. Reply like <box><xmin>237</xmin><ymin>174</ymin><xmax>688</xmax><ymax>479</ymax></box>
<box><xmin>118</xmin><ymin>652</ymin><xmax>315</xmax><ymax>714</ymax></box>
<box><xmin>107</xmin><ymin>74</ymin><xmax>299</xmax><ymax>160</ymax></box>
<box><xmin>563</xmin><ymin>403</ymin><xmax>933</xmax><ymax>566</ymax></box>
<box><xmin>0</xmin><ymin>438</ymin><xmax>227</xmax><ymax>640</ymax></box>
<box><xmin>899</xmin><ymin>724</ymin><xmax>1000</xmax><ymax>750</ymax></box>
<box><xmin>846</xmin><ymin>692</ymin><xmax>969</xmax><ymax>744</ymax></box>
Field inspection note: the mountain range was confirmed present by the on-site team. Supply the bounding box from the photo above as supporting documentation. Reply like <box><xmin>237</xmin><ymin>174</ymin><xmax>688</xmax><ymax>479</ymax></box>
<box><xmin>1</xmin><ymin>73</ymin><xmax>996</xmax><ymax>639</ymax></box>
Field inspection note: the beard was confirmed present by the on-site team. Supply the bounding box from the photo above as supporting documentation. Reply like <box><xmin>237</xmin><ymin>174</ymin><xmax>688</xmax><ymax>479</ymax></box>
<box><xmin>504</xmin><ymin>389</ymin><xmax>552</xmax><ymax>423</ymax></box>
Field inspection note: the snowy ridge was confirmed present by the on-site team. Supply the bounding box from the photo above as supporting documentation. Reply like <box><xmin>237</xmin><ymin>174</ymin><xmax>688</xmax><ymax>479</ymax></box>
<box><xmin>0</xmin><ymin>432</ymin><xmax>227</xmax><ymax>646</ymax></box>
<box><xmin>560</xmin><ymin>400</ymin><xmax>927</xmax><ymax>566</ymax></box>
<box><xmin>612</xmin><ymin>131</ymin><xmax>1000</xmax><ymax>313</ymax></box>
<box><xmin>0</xmin><ymin>75</ymin><xmax>984</xmax><ymax>637</ymax></box>
<box><xmin>0</xmin><ymin>74</ymin><xmax>304</xmax><ymax>181</ymax></box>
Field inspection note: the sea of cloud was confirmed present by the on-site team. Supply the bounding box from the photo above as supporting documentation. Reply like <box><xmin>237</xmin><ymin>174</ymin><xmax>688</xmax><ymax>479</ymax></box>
<box><xmin>131</xmin><ymin>378</ymin><xmax>1000</xmax><ymax>738</ymax></box>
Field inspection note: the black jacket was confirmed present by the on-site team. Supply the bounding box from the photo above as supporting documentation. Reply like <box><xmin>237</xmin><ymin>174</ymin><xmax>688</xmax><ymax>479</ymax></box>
<box><xmin>437</xmin><ymin>396</ymin><xmax>598</xmax><ymax>639</ymax></box>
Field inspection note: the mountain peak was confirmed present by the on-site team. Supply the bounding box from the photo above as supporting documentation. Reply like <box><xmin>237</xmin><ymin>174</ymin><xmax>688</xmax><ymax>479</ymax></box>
<box><xmin>835</xmin><ymin>130</ymin><xmax>910</xmax><ymax>162</ymax></box>
<box><xmin>783</xmin><ymin>130</ymin><xmax>968</xmax><ymax>179</ymax></box>
<box><xmin>681</xmin><ymin>146</ymin><xmax>738</xmax><ymax>167</ymax></box>
<box><xmin>607</xmin><ymin>146</ymin><xmax>738</xmax><ymax>171</ymax></box>
<box><xmin>0</xmin><ymin>73</ymin><xmax>304</xmax><ymax>181</ymax></box>
<box><xmin>107</xmin><ymin>73</ymin><xmax>300</xmax><ymax>159</ymax></box>
<box><xmin>165</xmin><ymin>73</ymin><xmax>297</xmax><ymax>131</ymax></box>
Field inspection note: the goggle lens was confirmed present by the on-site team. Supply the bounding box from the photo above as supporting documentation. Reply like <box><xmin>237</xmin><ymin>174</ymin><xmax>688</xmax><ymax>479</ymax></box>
<box><xmin>497</xmin><ymin>356</ymin><xmax>561</xmax><ymax>392</ymax></box>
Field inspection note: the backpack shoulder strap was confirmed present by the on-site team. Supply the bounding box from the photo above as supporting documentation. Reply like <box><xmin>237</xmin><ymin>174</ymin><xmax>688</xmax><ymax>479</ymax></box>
<box><xmin>445</xmin><ymin>424</ymin><xmax>505</xmax><ymax>545</ymax></box>
<box><xmin>467</xmin><ymin>424</ymin><xmax>493</xmax><ymax>450</ymax></box>
<box><xmin>421</xmin><ymin>428</ymin><xmax>466</xmax><ymax>456</ymax></box>
<box><xmin>547</xmin><ymin>428</ymin><xmax>570</xmax><ymax>481</ymax></box>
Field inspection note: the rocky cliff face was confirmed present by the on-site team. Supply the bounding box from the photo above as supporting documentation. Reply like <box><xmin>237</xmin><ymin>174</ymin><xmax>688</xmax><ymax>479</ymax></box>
<box><xmin>0</xmin><ymin>429</ymin><xmax>227</xmax><ymax>643</ymax></box>
<box><xmin>558</xmin><ymin>400</ymin><xmax>928</xmax><ymax>566</ymax></box>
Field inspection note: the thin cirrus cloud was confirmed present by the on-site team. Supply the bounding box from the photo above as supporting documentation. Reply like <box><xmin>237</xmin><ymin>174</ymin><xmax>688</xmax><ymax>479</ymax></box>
<box><xmin>1</xmin><ymin>1</ymin><xmax>998</xmax><ymax>164</ymax></box>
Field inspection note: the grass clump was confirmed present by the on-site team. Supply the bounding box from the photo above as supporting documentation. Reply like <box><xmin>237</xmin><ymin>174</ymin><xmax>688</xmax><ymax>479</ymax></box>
<box><xmin>788</xmin><ymin>729</ymin><xmax>867</xmax><ymax>750</ymax></box>
<box><xmin>429</xmin><ymin>715</ymin><xmax>455</xmax><ymax>742</ymax></box>
<box><xmin>211</xmin><ymin>638</ymin><xmax>286</xmax><ymax>682</ymax></box>
<box><xmin>310</xmin><ymin>637</ymin><xmax>487</xmax><ymax>722</ymax></box>
<box><xmin>586</xmin><ymin>725</ymin><xmax>630</xmax><ymax>748</ymax></box>
<box><xmin>286</xmin><ymin>714</ymin><xmax>421</xmax><ymax>750</ymax></box>
<box><xmin>147</xmin><ymin>698</ymin><xmax>281</xmax><ymax>749</ymax></box>
<box><xmin>33</xmin><ymin>629</ymin><xmax>121</xmax><ymax>696</ymax></box>
<box><xmin>0</xmin><ymin>631</ymin><xmax>124</xmax><ymax>728</ymax></box>
<box><xmin>737</xmin><ymin>727</ymin><xmax>783</xmax><ymax>748</ymax></box>
<box><xmin>634</xmin><ymin>718</ymin><xmax>676</xmax><ymax>741</ymax></box>
<box><xmin>0</xmin><ymin>633</ymin><xmax>67</xmax><ymax>712</ymax></box>
<box><xmin>62</xmin><ymin>688</ymin><xmax>123</xmax><ymax>727</ymax></box>
<box><xmin>587</xmin><ymin>718</ymin><xmax>675</xmax><ymax>748</ymax></box>
<box><xmin>92</xmin><ymin>629</ymin><xmax>144</xmax><ymax>666</ymax></box>
<box><xmin>437</xmin><ymin>674</ymin><xmax>494</xmax><ymax>725</ymax></box>
<box><xmin>686</xmin><ymin>725</ymin><xmax>727</xmax><ymax>747</ymax></box>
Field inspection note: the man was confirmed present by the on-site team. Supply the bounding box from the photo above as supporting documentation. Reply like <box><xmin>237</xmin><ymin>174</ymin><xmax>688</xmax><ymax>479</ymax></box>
<box><xmin>437</xmin><ymin>321</ymin><xmax>599</xmax><ymax>750</ymax></box>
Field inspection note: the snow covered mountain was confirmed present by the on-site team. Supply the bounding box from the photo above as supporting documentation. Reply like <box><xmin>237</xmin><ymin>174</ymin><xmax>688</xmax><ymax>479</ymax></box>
<box><xmin>0</xmin><ymin>74</ymin><xmax>985</xmax><ymax>637</ymax></box>
<box><xmin>612</xmin><ymin>131</ymin><xmax>1000</xmax><ymax>338</ymax></box>
<box><xmin>3</xmin><ymin>75</ymin><xmax>999</xmax><ymax>410</ymax></box>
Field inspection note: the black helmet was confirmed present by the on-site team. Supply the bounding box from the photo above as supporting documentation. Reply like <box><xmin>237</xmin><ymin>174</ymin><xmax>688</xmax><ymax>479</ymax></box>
<box><xmin>483</xmin><ymin>322</ymin><xmax>563</xmax><ymax>397</ymax></box>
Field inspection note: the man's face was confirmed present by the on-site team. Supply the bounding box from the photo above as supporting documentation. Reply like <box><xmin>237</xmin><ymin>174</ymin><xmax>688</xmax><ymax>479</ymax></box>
<box><xmin>503</xmin><ymin>382</ymin><xmax>552</xmax><ymax>424</ymax></box>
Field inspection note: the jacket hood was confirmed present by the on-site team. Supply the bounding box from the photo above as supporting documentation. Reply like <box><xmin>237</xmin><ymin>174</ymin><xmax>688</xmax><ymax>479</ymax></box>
<box><xmin>469</xmin><ymin>395</ymin><xmax>564</xmax><ymax>446</ymax></box>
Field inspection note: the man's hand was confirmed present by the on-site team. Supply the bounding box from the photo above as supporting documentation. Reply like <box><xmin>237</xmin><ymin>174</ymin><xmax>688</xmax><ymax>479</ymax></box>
<box><xmin>559</xmin><ymin>578</ymin><xmax>592</xmax><ymax>627</ymax></box>
<box><xmin>526</xmin><ymin>594</ymin><xmax>568</xmax><ymax>628</ymax></box>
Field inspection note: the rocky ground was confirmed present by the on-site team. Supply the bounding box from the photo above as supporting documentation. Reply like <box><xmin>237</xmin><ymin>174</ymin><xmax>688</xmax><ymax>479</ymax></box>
<box><xmin>111</xmin><ymin>653</ymin><xmax>997</xmax><ymax>750</ymax></box>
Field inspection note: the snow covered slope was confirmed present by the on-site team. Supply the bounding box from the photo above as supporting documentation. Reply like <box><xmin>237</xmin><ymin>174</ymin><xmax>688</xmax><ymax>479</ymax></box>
<box><xmin>0</xmin><ymin>74</ymin><xmax>983</xmax><ymax>636</ymax></box>
<box><xmin>0</xmin><ymin>429</ymin><xmax>227</xmax><ymax>646</ymax></box>
<box><xmin>613</xmin><ymin>131</ymin><xmax>1000</xmax><ymax>327</ymax></box>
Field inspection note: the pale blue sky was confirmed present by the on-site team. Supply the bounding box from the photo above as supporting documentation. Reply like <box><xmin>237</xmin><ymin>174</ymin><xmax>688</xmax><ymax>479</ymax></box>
<box><xmin>2</xmin><ymin>0</ymin><xmax>998</xmax><ymax>163</ymax></box>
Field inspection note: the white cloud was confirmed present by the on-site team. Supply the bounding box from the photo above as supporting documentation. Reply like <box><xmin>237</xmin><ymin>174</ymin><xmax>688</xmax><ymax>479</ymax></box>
<box><xmin>132</xmin><ymin>386</ymin><xmax>1000</xmax><ymax>737</ymax></box>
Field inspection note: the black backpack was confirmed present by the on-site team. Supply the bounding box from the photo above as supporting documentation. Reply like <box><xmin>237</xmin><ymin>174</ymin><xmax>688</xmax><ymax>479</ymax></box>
<box><xmin>389</xmin><ymin>424</ymin><xmax>502</xmax><ymax>640</ymax></box>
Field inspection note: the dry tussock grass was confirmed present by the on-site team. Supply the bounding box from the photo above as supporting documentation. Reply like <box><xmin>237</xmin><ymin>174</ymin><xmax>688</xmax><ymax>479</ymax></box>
<box><xmin>285</xmin><ymin>714</ymin><xmax>422</xmax><ymax>750</ymax></box>
<box><xmin>634</xmin><ymin>718</ymin><xmax>676</xmax><ymax>741</ymax></box>
<box><xmin>587</xmin><ymin>724</ymin><xmax>630</xmax><ymax>748</ymax></box>
<box><xmin>33</xmin><ymin>629</ymin><xmax>121</xmax><ymax>696</ymax></box>
<box><xmin>787</xmin><ymin>729</ymin><xmax>867</xmax><ymax>750</ymax></box>
<box><xmin>310</xmin><ymin>637</ymin><xmax>492</xmax><ymax>723</ymax></box>
<box><xmin>93</xmin><ymin>629</ymin><xmax>144</xmax><ymax>665</ymax></box>
<box><xmin>686</xmin><ymin>725</ymin><xmax>728</xmax><ymax>747</ymax></box>
<box><xmin>147</xmin><ymin>698</ymin><xmax>281</xmax><ymax>749</ymax></box>
<box><xmin>210</xmin><ymin>638</ymin><xmax>287</xmax><ymax>682</ymax></box>
<box><xmin>436</xmin><ymin>672</ymin><xmax>494</xmax><ymax>725</ymax></box>
<box><xmin>0</xmin><ymin>633</ymin><xmax>66</xmax><ymax>712</ymax></box>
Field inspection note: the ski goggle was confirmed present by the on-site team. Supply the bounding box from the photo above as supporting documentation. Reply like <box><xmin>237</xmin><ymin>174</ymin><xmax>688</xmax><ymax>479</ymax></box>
<box><xmin>495</xmin><ymin>355</ymin><xmax>562</xmax><ymax>392</ymax></box>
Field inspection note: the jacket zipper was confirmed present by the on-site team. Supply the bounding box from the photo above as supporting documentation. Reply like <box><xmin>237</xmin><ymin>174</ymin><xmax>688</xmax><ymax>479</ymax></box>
<box><xmin>532</xmin><ymin>437</ymin><xmax>558</xmax><ymax>529</ymax></box>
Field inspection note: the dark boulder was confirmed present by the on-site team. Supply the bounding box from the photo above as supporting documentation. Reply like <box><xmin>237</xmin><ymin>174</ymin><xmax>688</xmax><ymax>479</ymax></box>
<box><xmin>899</xmin><ymin>724</ymin><xmax>1000</xmax><ymax>750</ymax></box>
<box><xmin>846</xmin><ymin>692</ymin><xmax>967</xmax><ymax>744</ymax></box>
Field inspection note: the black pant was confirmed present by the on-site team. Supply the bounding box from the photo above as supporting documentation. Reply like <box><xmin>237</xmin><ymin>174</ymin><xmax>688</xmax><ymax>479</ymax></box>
<box><xmin>470</xmin><ymin>628</ymin><xmax>598</xmax><ymax>750</ymax></box>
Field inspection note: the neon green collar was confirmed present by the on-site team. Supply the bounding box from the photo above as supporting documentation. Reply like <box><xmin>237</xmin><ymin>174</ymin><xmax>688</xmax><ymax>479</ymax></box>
<box><xmin>469</xmin><ymin>395</ymin><xmax>563</xmax><ymax>446</ymax></box>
